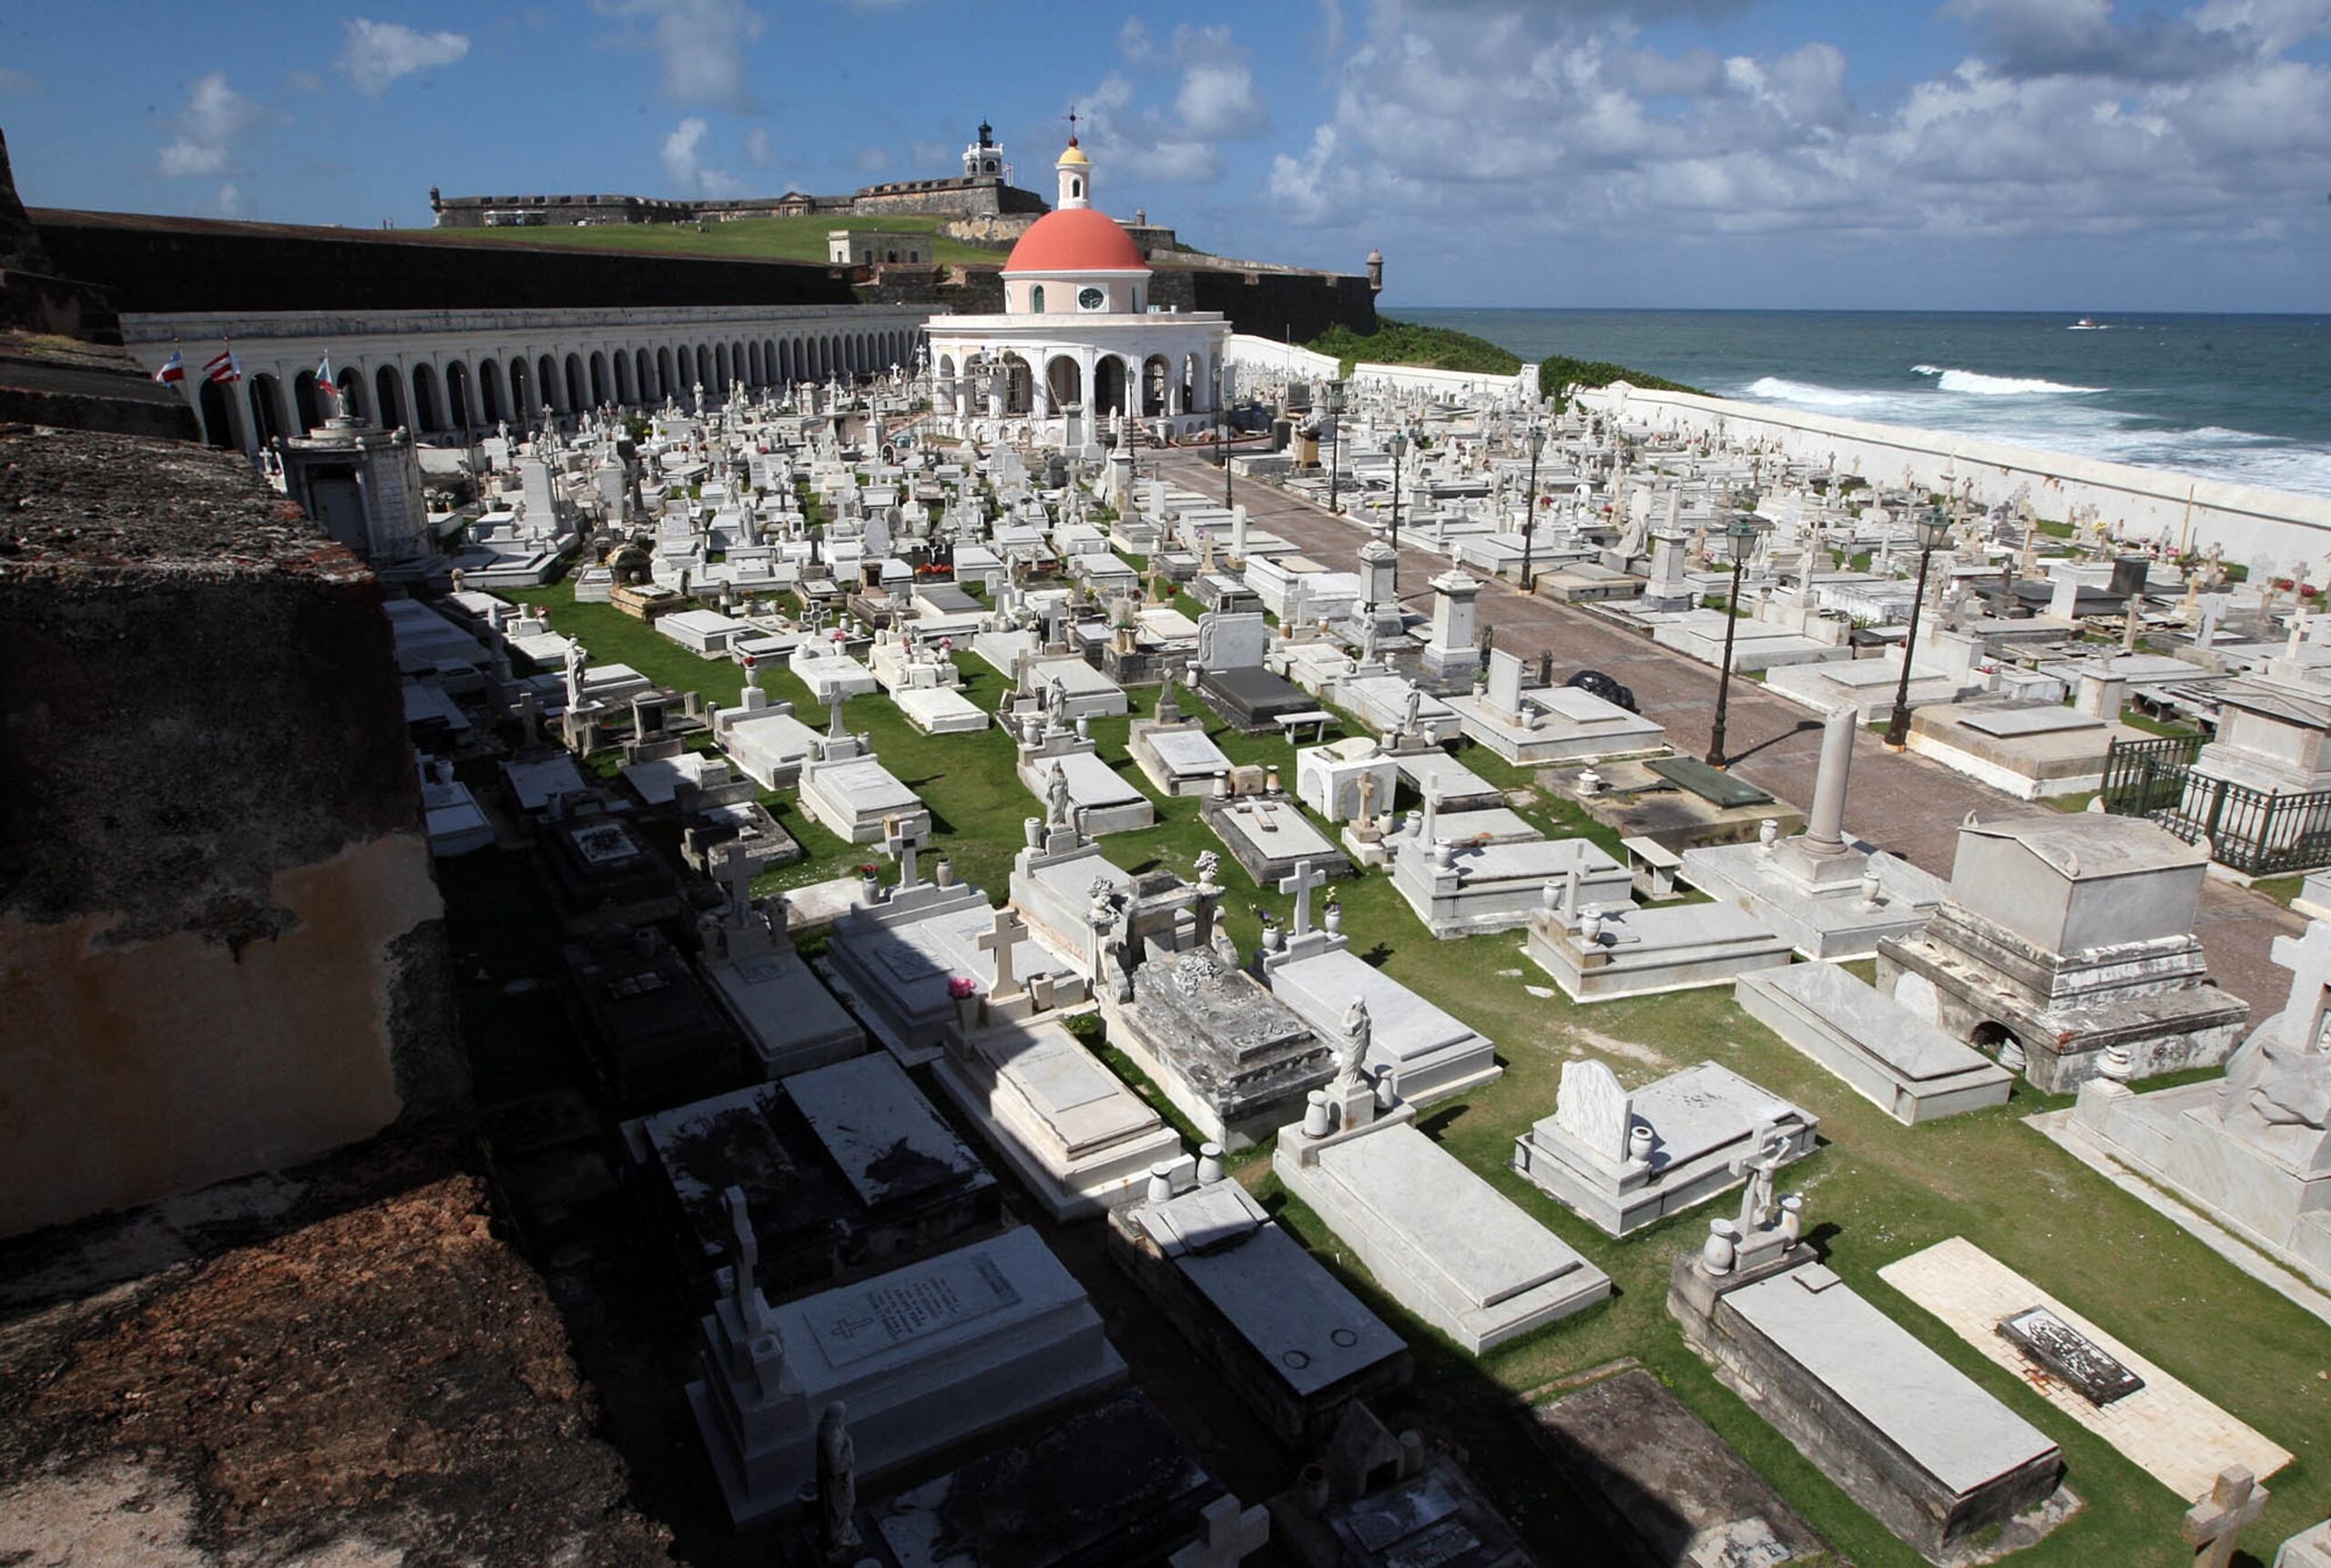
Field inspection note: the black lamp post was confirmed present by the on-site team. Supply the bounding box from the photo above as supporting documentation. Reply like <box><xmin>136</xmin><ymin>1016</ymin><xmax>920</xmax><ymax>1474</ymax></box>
<box><xmin>1388</xmin><ymin>428</ymin><xmax>1410</xmax><ymax>596</ymax></box>
<box><xmin>1705</xmin><ymin>514</ymin><xmax>1765</xmax><ymax>769</ymax></box>
<box><xmin>1325</xmin><ymin>379</ymin><xmax>1345</xmax><ymax>514</ymax></box>
<box><xmin>1216</xmin><ymin>362</ymin><xmax>1233</xmax><ymax>507</ymax></box>
<box><xmin>1885</xmin><ymin>504</ymin><xmax>1954</xmax><ymax>748</ymax></box>
<box><xmin>1519</xmin><ymin>423</ymin><xmax>1546</xmax><ymax>595</ymax></box>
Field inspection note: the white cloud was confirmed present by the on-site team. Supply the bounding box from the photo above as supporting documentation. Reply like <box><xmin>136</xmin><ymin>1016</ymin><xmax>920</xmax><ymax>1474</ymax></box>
<box><xmin>0</xmin><ymin>66</ymin><xmax>39</xmax><ymax>97</ymax></box>
<box><xmin>852</xmin><ymin>146</ymin><xmax>891</xmax><ymax>174</ymax></box>
<box><xmin>598</xmin><ymin>0</ymin><xmax>765</xmax><ymax>113</ymax></box>
<box><xmin>660</xmin><ymin>116</ymin><xmax>748</xmax><ymax>195</ymax></box>
<box><xmin>1177</xmin><ymin>62</ymin><xmax>1267</xmax><ymax>139</ymax></box>
<box><xmin>212</xmin><ymin>182</ymin><xmax>249</xmax><ymax>219</ymax></box>
<box><xmin>1257</xmin><ymin>0</ymin><xmax>2331</xmax><ymax>258</ymax></box>
<box><xmin>156</xmin><ymin>72</ymin><xmax>270</xmax><ymax>178</ymax></box>
<box><xmin>745</xmin><ymin>126</ymin><xmax>773</xmax><ymax>167</ymax></box>
<box><xmin>335</xmin><ymin>19</ymin><xmax>471</xmax><ymax>98</ymax></box>
<box><xmin>1071</xmin><ymin>23</ymin><xmax>1272</xmax><ymax>189</ymax></box>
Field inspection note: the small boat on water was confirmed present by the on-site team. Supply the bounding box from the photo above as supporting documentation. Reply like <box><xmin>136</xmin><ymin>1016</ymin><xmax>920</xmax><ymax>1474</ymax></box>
<box><xmin>2070</xmin><ymin>317</ymin><xmax>2103</xmax><ymax>330</ymax></box>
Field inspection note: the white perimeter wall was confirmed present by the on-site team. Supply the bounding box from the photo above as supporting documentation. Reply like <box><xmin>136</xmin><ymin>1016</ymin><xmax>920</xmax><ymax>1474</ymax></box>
<box><xmin>1575</xmin><ymin>382</ymin><xmax>2331</xmax><ymax>575</ymax></box>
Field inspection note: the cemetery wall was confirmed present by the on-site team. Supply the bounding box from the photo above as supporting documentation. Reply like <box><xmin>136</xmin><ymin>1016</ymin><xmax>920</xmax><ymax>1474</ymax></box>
<box><xmin>1577</xmin><ymin>383</ymin><xmax>2331</xmax><ymax>572</ymax></box>
<box><xmin>1224</xmin><ymin>335</ymin><xmax>1342</xmax><ymax>382</ymax></box>
<box><xmin>0</xmin><ymin>428</ymin><xmax>462</xmax><ymax>1240</ymax></box>
<box><xmin>27</xmin><ymin>209</ymin><xmax>858</xmax><ymax>315</ymax></box>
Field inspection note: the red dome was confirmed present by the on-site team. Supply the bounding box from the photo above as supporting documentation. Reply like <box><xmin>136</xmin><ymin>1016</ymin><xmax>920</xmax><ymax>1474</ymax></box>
<box><xmin>1003</xmin><ymin>208</ymin><xmax>1149</xmax><ymax>275</ymax></box>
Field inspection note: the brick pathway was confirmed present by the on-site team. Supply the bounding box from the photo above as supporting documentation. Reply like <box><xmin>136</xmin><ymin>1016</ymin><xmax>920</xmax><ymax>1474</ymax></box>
<box><xmin>1155</xmin><ymin>450</ymin><xmax>2299</xmax><ymax>1013</ymax></box>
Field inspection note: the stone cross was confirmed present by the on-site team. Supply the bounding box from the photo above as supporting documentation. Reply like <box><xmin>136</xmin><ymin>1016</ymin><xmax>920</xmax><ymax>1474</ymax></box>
<box><xmin>2269</xmin><ymin>920</ymin><xmax>2331</xmax><ymax>1052</ymax></box>
<box><xmin>721</xmin><ymin>1184</ymin><xmax>774</xmax><ymax>1334</ymax></box>
<box><xmin>1278</xmin><ymin>858</ymin><xmax>1328</xmax><ymax>937</ymax></box>
<box><xmin>1730</xmin><ymin>1123</ymin><xmax>1789</xmax><ymax>1231</ymax></box>
<box><xmin>2182</xmin><ymin>1466</ymin><xmax>2267</xmax><ymax>1568</ymax></box>
<box><xmin>881</xmin><ymin>816</ymin><xmax>921</xmax><ymax>889</ymax></box>
<box><xmin>1168</xmin><ymin>1494</ymin><xmax>1270</xmax><ymax>1568</ymax></box>
<box><xmin>713</xmin><ymin>838</ymin><xmax>756</xmax><ymax>923</ymax></box>
<box><xmin>977</xmin><ymin>907</ymin><xmax>1027</xmax><ymax>1002</ymax></box>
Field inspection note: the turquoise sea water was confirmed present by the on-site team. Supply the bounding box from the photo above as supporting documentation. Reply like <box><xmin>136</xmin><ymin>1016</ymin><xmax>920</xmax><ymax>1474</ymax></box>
<box><xmin>1402</xmin><ymin>308</ymin><xmax>2331</xmax><ymax>500</ymax></box>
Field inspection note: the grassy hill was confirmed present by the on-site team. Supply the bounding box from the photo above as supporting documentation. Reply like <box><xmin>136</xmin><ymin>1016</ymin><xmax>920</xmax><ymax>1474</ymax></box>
<box><xmin>1308</xmin><ymin>316</ymin><xmax>1705</xmax><ymax>410</ymax></box>
<box><xmin>1308</xmin><ymin>317</ymin><xmax>1522</xmax><ymax>378</ymax></box>
<box><xmin>410</xmin><ymin>212</ymin><xmax>1001</xmax><ymax>268</ymax></box>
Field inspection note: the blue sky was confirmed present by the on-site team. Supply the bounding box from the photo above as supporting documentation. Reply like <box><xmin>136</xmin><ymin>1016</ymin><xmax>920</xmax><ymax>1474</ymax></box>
<box><xmin>3</xmin><ymin>0</ymin><xmax>2326</xmax><ymax>311</ymax></box>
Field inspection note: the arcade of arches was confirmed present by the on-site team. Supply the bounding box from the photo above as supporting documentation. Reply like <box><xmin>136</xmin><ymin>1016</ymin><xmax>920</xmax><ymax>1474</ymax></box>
<box><xmin>125</xmin><ymin>305</ymin><xmax>932</xmax><ymax>454</ymax></box>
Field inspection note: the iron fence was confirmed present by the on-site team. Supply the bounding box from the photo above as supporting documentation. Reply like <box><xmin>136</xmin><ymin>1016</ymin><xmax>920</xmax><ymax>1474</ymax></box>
<box><xmin>2099</xmin><ymin>735</ymin><xmax>2331</xmax><ymax>878</ymax></box>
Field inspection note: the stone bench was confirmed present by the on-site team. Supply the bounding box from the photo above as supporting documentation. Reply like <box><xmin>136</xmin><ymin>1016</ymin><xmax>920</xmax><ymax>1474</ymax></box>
<box><xmin>1620</xmin><ymin>834</ymin><xmax>1683</xmax><ymax>899</ymax></box>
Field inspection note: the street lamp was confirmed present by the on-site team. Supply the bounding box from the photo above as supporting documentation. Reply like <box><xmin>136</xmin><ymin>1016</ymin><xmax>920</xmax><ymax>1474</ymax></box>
<box><xmin>1325</xmin><ymin>380</ymin><xmax>1345</xmax><ymax>514</ymax></box>
<box><xmin>1518</xmin><ymin>423</ymin><xmax>1546</xmax><ymax>595</ymax></box>
<box><xmin>1884</xmin><ymin>504</ymin><xmax>1954</xmax><ymax>748</ymax></box>
<box><xmin>1216</xmin><ymin>362</ymin><xmax>1233</xmax><ymax>507</ymax></box>
<box><xmin>1388</xmin><ymin>427</ymin><xmax>1410</xmax><ymax>596</ymax></box>
<box><xmin>1705</xmin><ymin>514</ymin><xmax>1766</xmax><ymax>769</ymax></box>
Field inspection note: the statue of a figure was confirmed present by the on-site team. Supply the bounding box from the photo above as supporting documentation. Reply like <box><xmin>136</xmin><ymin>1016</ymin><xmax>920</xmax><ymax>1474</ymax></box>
<box><xmin>815</xmin><ymin>1401</ymin><xmax>860</xmax><ymax>1553</ymax></box>
<box><xmin>1336</xmin><ymin>999</ymin><xmax>1373</xmax><ymax>1090</ymax></box>
<box><xmin>1045</xmin><ymin>765</ymin><xmax>1074</xmax><ymax>829</ymax></box>
<box><xmin>1400</xmin><ymin>684</ymin><xmax>1424</xmax><ymax>737</ymax></box>
<box><xmin>564</xmin><ymin>639</ymin><xmax>587</xmax><ymax>705</ymax></box>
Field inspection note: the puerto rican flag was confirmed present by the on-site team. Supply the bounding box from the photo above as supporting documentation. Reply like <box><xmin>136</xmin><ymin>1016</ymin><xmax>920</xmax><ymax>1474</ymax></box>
<box><xmin>152</xmin><ymin>349</ymin><xmax>185</xmax><ymax>385</ymax></box>
<box><xmin>204</xmin><ymin>347</ymin><xmax>241</xmax><ymax>384</ymax></box>
<box><xmin>317</xmin><ymin>353</ymin><xmax>340</xmax><ymax>413</ymax></box>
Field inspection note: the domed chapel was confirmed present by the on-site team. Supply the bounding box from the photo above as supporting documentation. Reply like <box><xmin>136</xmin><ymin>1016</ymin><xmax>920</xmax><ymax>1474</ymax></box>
<box><xmin>926</xmin><ymin>126</ymin><xmax>1229</xmax><ymax>451</ymax></box>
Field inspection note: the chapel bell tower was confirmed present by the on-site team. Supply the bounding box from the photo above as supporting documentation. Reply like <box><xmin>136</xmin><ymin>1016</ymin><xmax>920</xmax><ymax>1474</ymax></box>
<box><xmin>1056</xmin><ymin>117</ymin><xmax>1091</xmax><ymax>210</ymax></box>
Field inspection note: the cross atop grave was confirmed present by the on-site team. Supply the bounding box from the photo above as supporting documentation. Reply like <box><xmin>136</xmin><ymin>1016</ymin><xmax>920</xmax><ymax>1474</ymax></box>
<box><xmin>881</xmin><ymin>814</ymin><xmax>921</xmax><ymax>889</ymax></box>
<box><xmin>1729</xmin><ymin>1122</ymin><xmax>1790</xmax><ymax>1231</ymax></box>
<box><xmin>1167</xmin><ymin>1493</ymin><xmax>1270</xmax><ymax>1568</ymax></box>
<box><xmin>825</xmin><ymin>691</ymin><xmax>848</xmax><ymax>740</ymax></box>
<box><xmin>2269</xmin><ymin>920</ymin><xmax>2331</xmax><ymax>1053</ymax></box>
<box><xmin>2182</xmin><ymin>1466</ymin><xmax>2267</xmax><ymax>1568</ymax></box>
<box><xmin>721</xmin><ymin>1184</ymin><xmax>775</xmax><ymax>1335</ymax></box>
<box><xmin>713</xmin><ymin>837</ymin><xmax>757</xmax><ymax>924</ymax></box>
<box><xmin>977</xmin><ymin>907</ymin><xmax>1028</xmax><ymax>1003</ymax></box>
<box><xmin>1279</xmin><ymin>859</ymin><xmax>1328</xmax><ymax>937</ymax></box>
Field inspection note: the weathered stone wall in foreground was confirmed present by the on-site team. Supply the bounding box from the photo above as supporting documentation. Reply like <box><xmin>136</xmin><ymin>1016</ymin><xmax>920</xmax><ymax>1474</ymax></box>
<box><xmin>0</xmin><ymin>429</ymin><xmax>462</xmax><ymax>1238</ymax></box>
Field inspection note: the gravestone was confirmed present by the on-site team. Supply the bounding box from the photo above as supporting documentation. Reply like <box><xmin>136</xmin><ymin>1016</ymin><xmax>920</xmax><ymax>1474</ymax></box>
<box><xmin>1513</xmin><ymin>1058</ymin><xmax>1817</xmax><ymax>1236</ymax></box>
<box><xmin>1106</xmin><ymin>1166</ymin><xmax>1410</xmax><ymax>1448</ymax></box>
<box><xmin>687</xmin><ymin>1227</ymin><xmax>1126</xmax><ymax>1527</ymax></box>
<box><xmin>1878</xmin><ymin>814</ymin><xmax>2250</xmax><ymax>1091</ymax></box>
<box><xmin>2066</xmin><ymin>917</ymin><xmax>2331</xmax><ymax>1289</ymax></box>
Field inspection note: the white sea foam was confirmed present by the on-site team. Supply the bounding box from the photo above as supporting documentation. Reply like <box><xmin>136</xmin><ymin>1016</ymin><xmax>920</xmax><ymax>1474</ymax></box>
<box><xmin>1729</xmin><ymin>378</ymin><xmax>2331</xmax><ymax>499</ymax></box>
<box><xmin>1741</xmin><ymin>376</ymin><xmax>1883</xmax><ymax>410</ymax></box>
<box><xmin>1910</xmin><ymin>365</ymin><xmax>2104</xmax><ymax>396</ymax></box>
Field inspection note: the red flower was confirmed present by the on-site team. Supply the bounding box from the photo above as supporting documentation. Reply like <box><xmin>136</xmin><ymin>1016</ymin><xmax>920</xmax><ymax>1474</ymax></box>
<box><xmin>947</xmin><ymin>976</ymin><xmax>977</xmax><ymax>1000</ymax></box>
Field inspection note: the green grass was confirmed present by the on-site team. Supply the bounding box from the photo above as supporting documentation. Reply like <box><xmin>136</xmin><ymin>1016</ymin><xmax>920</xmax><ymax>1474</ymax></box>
<box><xmin>1534</xmin><ymin>353</ymin><xmax>1705</xmax><ymax>408</ymax></box>
<box><xmin>2117</xmin><ymin>708</ymin><xmax>2203</xmax><ymax>739</ymax></box>
<box><xmin>1308</xmin><ymin>317</ymin><xmax>1523</xmax><ymax>380</ymax></box>
<box><xmin>455</xmin><ymin>577</ymin><xmax>2326</xmax><ymax>1568</ymax></box>
<box><xmin>412</xmin><ymin>212</ymin><xmax>1000</xmax><ymax>267</ymax></box>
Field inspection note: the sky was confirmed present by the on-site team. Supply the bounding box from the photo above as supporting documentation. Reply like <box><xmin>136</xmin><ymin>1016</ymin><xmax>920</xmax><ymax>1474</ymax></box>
<box><xmin>3</xmin><ymin>0</ymin><xmax>2327</xmax><ymax>312</ymax></box>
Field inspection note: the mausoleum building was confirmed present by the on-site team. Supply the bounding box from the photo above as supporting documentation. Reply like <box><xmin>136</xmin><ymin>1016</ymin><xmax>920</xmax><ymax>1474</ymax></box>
<box><xmin>926</xmin><ymin>135</ymin><xmax>1227</xmax><ymax>448</ymax></box>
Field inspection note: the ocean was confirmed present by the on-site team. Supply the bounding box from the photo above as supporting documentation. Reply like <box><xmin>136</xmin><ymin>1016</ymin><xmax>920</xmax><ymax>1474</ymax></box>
<box><xmin>1402</xmin><ymin>309</ymin><xmax>2331</xmax><ymax>501</ymax></box>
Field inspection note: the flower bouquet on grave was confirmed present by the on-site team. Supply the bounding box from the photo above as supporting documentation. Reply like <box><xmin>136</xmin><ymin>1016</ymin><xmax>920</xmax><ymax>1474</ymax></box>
<box><xmin>947</xmin><ymin>974</ymin><xmax>982</xmax><ymax>1032</ymax></box>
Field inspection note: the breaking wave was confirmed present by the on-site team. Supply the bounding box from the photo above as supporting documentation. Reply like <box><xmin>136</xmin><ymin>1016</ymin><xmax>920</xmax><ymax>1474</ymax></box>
<box><xmin>1741</xmin><ymin>376</ymin><xmax>1884</xmax><ymax>410</ymax></box>
<box><xmin>1910</xmin><ymin>364</ymin><xmax>2105</xmax><ymax>396</ymax></box>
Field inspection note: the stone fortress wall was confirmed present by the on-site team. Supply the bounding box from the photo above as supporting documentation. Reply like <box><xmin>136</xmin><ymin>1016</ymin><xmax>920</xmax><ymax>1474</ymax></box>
<box><xmin>430</xmin><ymin>173</ymin><xmax>1048</xmax><ymax>229</ymax></box>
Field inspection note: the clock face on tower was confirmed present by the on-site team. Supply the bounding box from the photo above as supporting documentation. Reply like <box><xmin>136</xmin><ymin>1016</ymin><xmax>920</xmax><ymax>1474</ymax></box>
<box><xmin>1077</xmin><ymin>286</ymin><xmax>1105</xmax><ymax>311</ymax></box>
